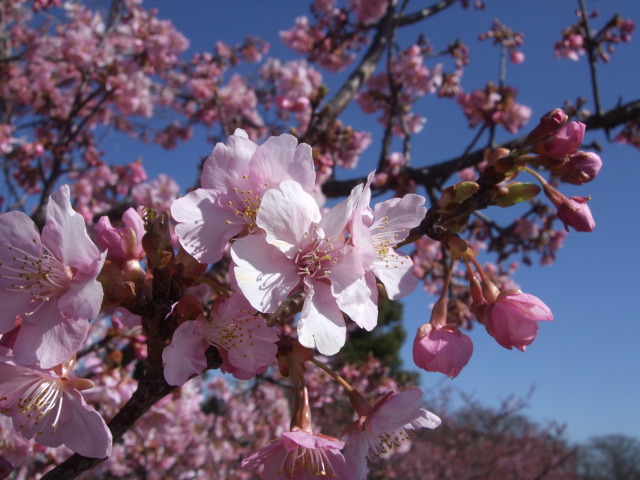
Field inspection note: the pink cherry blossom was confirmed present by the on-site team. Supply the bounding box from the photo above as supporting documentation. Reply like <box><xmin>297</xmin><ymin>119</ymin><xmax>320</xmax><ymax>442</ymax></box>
<box><xmin>555</xmin><ymin>195</ymin><xmax>595</xmax><ymax>232</ymax></box>
<box><xmin>241</xmin><ymin>429</ymin><xmax>354</xmax><ymax>479</ymax></box>
<box><xmin>131</xmin><ymin>173</ymin><xmax>180</xmax><ymax>214</ymax></box>
<box><xmin>524</xmin><ymin>108</ymin><xmax>568</xmax><ymax>145</ymax></box>
<box><xmin>350</xmin><ymin>0</ymin><xmax>388</xmax><ymax>25</ymax></box>
<box><xmin>172</xmin><ymin>129</ymin><xmax>315</xmax><ymax>264</ymax></box>
<box><xmin>534</xmin><ymin>121</ymin><xmax>585</xmax><ymax>159</ymax></box>
<box><xmin>231</xmin><ymin>180</ymin><xmax>373</xmax><ymax>355</ymax></box>
<box><xmin>162</xmin><ymin>294</ymin><xmax>278</xmax><ymax>386</ymax></box>
<box><xmin>457</xmin><ymin>85</ymin><xmax>531</xmax><ymax>133</ymax></box>
<box><xmin>0</xmin><ymin>415</ymin><xmax>32</xmax><ymax>470</ymax></box>
<box><xmin>342</xmin><ymin>387</ymin><xmax>441</xmax><ymax>480</ymax></box>
<box><xmin>350</xmin><ymin>172</ymin><xmax>426</xmax><ymax>300</ymax></box>
<box><xmin>483</xmin><ymin>289</ymin><xmax>553</xmax><ymax>351</ymax></box>
<box><xmin>0</xmin><ymin>357</ymin><xmax>112</xmax><ymax>458</ymax></box>
<box><xmin>561</xmin><ymin>151</ymin><xmax>602</xmax><ymax>185</ymax></box>
<box><xmin>0</xmin><ymin>185</ymin><xmax>104</xmax><ymax>369</ymax></box>
<box><xmin>413</xmin><ymin>323</ymin><xmax>473</xmax><ymax>378</ymax></box>
<box><xmin>95</xmin><ymin>207</ymin><xmax>146</xmax><ymax>266</ymax></box>
<box><xmin>365</xmin><ymin>195</ymin><xmax>427</xmax><ymax>300</ymax></box>
<box><xmin>510</xmin><ymin>50</ymin><xmax>525</xmax><ymax>64</ymax></box>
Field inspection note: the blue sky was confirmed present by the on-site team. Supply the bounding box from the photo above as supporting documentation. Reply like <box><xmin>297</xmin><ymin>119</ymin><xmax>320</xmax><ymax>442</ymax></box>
<box><xmin>109</xmin><ymin>0</ymin><xmax>640</xmax><ymax>443</ymax></box>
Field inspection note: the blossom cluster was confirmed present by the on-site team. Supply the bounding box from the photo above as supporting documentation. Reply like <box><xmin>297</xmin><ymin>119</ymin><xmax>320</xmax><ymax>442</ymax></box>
<box><xmin>554</xmin><ymin>9</ymin><xmax>634</xmax><ymax>62</ymax></box>
<box><xmin>0</xmin><ymin>0</ymin><xmax>622</xmax><ymax>478</ymax></box>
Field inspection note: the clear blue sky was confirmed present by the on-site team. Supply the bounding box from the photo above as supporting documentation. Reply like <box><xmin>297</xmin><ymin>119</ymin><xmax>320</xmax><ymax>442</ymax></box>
<box><xmin>107</xmin><ymin>0</ymin><xmax>640</xmax><ymax>443</ymax></box>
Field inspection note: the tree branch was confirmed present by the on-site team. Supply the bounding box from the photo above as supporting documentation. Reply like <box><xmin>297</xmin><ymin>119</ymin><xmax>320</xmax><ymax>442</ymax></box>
<box><xmin>398</xmin><ymin>0</ymin><xmax>459</xmax><ymax>26</ymax></box>
<box><xmin>303</xmin><ymin>0</ymin><xmax>398</xmax><ymax>145</ymax></box>
<box><xmin>320</xmin><ymin>99</ymin><xmax>640</xmax><ymax>198</ymax></box>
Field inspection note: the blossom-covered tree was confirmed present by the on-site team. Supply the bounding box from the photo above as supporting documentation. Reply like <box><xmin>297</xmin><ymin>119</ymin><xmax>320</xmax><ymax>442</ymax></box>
<box><xmin>0</xmin><ymin>0</ymin><xmax>638</xmax><ymax>478</ymax></box>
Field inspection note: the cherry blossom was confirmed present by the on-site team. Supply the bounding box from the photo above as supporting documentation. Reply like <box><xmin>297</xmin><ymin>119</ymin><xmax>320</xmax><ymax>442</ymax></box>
<box><xmin>241</xmin><ymin>429</ymin><xmax>354</xmax><ymax>479</ymax></box>
<box><xmin>95</xmin><ymin>207</ymin><xmax>146</xmax><ymax>266</ymax></box>
<box><xmin>483</xmin><ymin>290</ymin><xmax>553</xmax><ymax>351</ymax></box>
<box><xmin>343</xmin><ymin>387</ymin><xmax>441</xmax><ymax>480</ymax></box>
<box><xmin>533</xmin><ymin>121</ymin><xmax>586</xmax><ymax>160</ymax></box>
<box><xmin>162</xmin><ymin>294</ymin><xmax>278</xmax><ymax>386</ymax></box>
<box><xmin>0</xmin><ymin>356</ymin><xmax>112</xmax><ymax>458</ymax></box>
<box><xmin>231</xmin><ymin>179</ymin><xmax>373</xmax><ymax>355</ymax></box>
<box><xmin>354</xmin><ymin>187</ymin><xmax>427</xmax><ymax>300</ymax></box>
<box><xmin>413</xmin><ymin>323</ymin><xmax>474</xmax><ymax>378</ymax></box>
<box><xmin>0</xmin><ymin>185</ymin><xmax>104</xmax><ymax>368</ymax></box>
<box><xmin>172</xmin><ymin>129</ymin><xmax>315</xmax><ymax>264</ymax></box>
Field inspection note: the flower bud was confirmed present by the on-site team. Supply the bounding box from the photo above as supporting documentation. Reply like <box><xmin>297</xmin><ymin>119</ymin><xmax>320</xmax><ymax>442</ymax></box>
<box><xmin>556</xmin><ymin>195</ymin><xmax>595</xmax><ymax>232</ymax></box>
<box><xmin>533</xmin><ymin>121</ymin><xmax>585</xmax><ymax>159</ymax></box>
<box><xmin>541</xmin><ymin>183</ymin><xmax>595</xmax><ymax>232</ymax></box>
<box><xmin>413</xmin><ymin>324</ymin><xmax>473</xmax><ymax>378</ymax></box>
<box><xmin>510</xmin><ymin>50</ymin><xmax>525</xmax><ymax>64</ymax></box>
<box><xmin>96</xmin><ymin>208</ymin><xmax>145</xmax><ymax>266</ymax></box>
<box><xmin>560</xmin><ymin>151</ymin><xmax>602</xmax><ymax>184</ymax></box>
<box><xmin>483</xmin><ymin>289</ymin><xmax>553</xmax><ymax>351</ymax></box>
<box><xmin>493</xmin><ymin>182</ymin><xmax>541</xmax><ymax>207</ymax></box>
<box><xmin>524</xmin><ymin>108</ymin><xmax>568</xmax><ymax>146</ymax></box>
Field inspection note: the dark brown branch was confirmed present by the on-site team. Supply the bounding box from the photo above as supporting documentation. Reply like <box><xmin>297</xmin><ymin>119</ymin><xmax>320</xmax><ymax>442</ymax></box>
<box><xmin>577</xmin><ymin>0</ymin><xmax>603</xmax><ymax>117</ymax></box>
<box><xmin>41</xmin><ymin>366</ymin><xmax>176</xmax><ymax>480</ymax></box>
<box><xmin>265</xmin><ymin>290</ymin><xmax>306</xmax><ymax>328</ymax></box>
<box><xmin>398</xmin><ymin>0</ymin><xmax>459</xmax><ymax>26</ymax></box>
<box><xmin>303</xmin><ymin>1</ymin><xmax>398</xmax><ymax>145</ymax></box>
<box><xmin>321</xmin><ymin>99</ymin><xmax>640</xmax><ymax>198</ymax></box>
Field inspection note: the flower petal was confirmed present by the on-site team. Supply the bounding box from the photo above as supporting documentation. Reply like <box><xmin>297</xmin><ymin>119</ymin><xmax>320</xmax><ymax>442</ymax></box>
<box><xmin>162</xmin><ymin>320</ymin><xmax>208</xmax><ymax>386</ymax></box>
<box><xmin>172</xmin><ymin>189</ymin><xmax>242</xmax><ymax>264</ymax></box>
<box><xmin>231</xmin><ymin>234</ymin><xmax>300</xmax><ymax>313</ymax></box>
<box><xmin>298</xmin><ymin>281</ymin><xmax>346</xmax><ymax>355</ymax></box>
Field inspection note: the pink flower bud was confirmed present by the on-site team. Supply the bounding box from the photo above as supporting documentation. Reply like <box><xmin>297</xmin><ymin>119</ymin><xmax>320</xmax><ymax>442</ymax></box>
<box><xmin>510</xmin><ymin>50</ymin><xmax>525</xmax><ymax>64</ymax></box>
<box><xmin>96</xmin><ymin>208</ymin><xmax>146</xmax><ymax>265</ymax></box>
<box><xmin>560</xmin><ymin>151</ymin><xmax>602</xmax><ymax>184</ymax></box>
<box><xmin>556</xmin><ymin>195</ymin><xmax>595</xmax><ymax>232</ymax></box>
<box><xmin>524</xmin><ymin>108</ymin><xmax>568</xmax><ymax>145</ymax></box>
<box><xmin>483</xmin><ymin>289</ymin><xmax>553</xmax><ymax>351</ymax></box>
<box><xmin>568</xmin><ymin>33</ymin><xmax>584</xmax><ymax>49</ymax></box>
<box><xmin>541</xmin><ymin>182</ymin><xmax>595</xmax><ymax>232</ymax></box>
<box><xmin>413</xmin><ymin>324</ymin><xmax>473</xmax><ymax>378</ymax></box>
<box><xmin>534</xmin><ymin>121</ymin><xmax>586</xmax><ymax>159</ymax></box>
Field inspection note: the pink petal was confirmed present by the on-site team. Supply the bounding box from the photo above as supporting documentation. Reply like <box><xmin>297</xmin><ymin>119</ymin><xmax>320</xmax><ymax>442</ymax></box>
<box><xmin>231</xmin><ymin>235</ymin><xmax>300</xmax><ymax>313</ymax></box>
<box><xmin>319</xmin><ymin>183</ymin><xmax>362</xmax><ymax>238</ymax></box>
<box><xmin>0</xmin><ymin>212</ymin><xmax>43</xmax><ymax>332</ymax></box>
<box><xmin>58</xmin><ymin>255</ymin><xmax>105</xmax><ymax>320</ymax></box>
<box><xmin>162</xmin><ymin>320</ymin><xmax>208</xmax><ymax>386</ymax></box>
<box><xmin>336</xmin><ymin>274</ymin><xmax>378</xmax><ymax>331</ymax></box>
<box><xmin>298</xmin><ymin>281</ymin><xmax>346</xmax><ymax>355</ymax></box>
<box><xmin>372</xmin><ymin>249</ymin><xmax>418</xmax><ymax>300</ymax></box>
<box><xmin>257</xmin><ymin>180</ymin><xmax>320</xmax><ymax>255</ymax></box>
<box><xmin>226</xmin><ymin>316</ymin><xmax>278</xmax><ymax>373</ymax></box>
<box><xmin>42</xmin><ymin>185</ymin><xmax>100</xmax><ymax>274</ymax></box>
<box><xmin>201</xmin><ymin>130</ymin><xmax>258</xmax><ymax>192</ymax></box>
<box><xmin>172</xmin><ymin>189</ymin><xmax>241</xmax><ymax>264</ymax></box>
<box><xmin>250</xmin><ymin>134</ymin><xmax>316</xmax><ymax>194</ymax></box>
<box><xmin>45</xmin><ymin>388</ymin><xmax>112</xmax><ymax>458</ymax></box>
<box><xmin>372</xmin><ymin>194</ymin><xmax>426</xmax><ymax>237</ymax></box>
<box><xmin>13</xmin><ymin>302</ymin><xmax>89</xmax><ymax>369</ymax></box>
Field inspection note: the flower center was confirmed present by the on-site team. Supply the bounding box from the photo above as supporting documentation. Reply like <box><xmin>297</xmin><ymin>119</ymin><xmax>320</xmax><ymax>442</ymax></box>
<box><xmin>370</xmin><ymin>216</ymin><xmax>411</xmax><ymax>268</ymax></box>
<box><xmin>0</xmin><ymin>243</ymin><xmax>72</xmax><ymax>317</ymax></box>
<box><xmin>203</xmin><ymin>308</ymin><xmax>255</xmax><ymax>351</ymax></box>
<box><xmin>1</xmin><ymin>376</ymin><xmax>63</xmax><ymax>436</ymax></box>
<box><xmin>280</xmin><ymin>444</ymin><xmax>336</xmax><ymax>478</ymax></box>
<box><xmin>295</xmin><ymin>230</ymin><xmax>346</xmax><ymax>279</ymax></box>
<box><xmin>224</xmin><ymin>175</ymin><xmax>268</xmax><ymax>231</ymax></box>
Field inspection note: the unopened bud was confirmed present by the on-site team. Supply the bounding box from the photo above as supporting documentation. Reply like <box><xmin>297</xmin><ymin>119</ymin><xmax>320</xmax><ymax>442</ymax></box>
<box><xmin>524</xmin><ymin>108</ymin><xmax>568</xmax><ymax>146</ymax></box>
<box><xmin>533</xmin><ymin>121</ymin><xmax>585</xmax><ymax>159</ymax></box>
<box><xmin>560</xmin><ymin>151</ymin><xmax>602</xmax><ymax>184</ymax></box>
